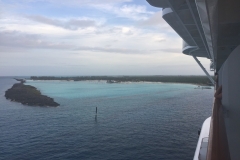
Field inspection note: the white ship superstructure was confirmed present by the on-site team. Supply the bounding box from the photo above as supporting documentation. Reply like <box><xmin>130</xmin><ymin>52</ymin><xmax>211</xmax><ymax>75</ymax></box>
<box><xmin>146</xmin><ymin>0</ymin><xmax>240</xmax><ymax>160</ymax></box>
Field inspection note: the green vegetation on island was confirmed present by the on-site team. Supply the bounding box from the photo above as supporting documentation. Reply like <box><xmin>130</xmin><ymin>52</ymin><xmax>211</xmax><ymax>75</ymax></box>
<box><xmin>5</xmin><ymin>80</ymin><xmax>59</xmax><ymax>107</ymax></box>
<box><xmin>30</xmin><ymin>75</ymin><xmax>213</xmax><ymax>86</ymax></box>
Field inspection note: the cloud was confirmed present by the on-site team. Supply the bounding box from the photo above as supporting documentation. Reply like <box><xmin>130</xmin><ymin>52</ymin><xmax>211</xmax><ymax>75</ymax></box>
<box><xmin>137</xmin><ymin>11</ymin><xmax>172</xmax><ymax>30</ymax></box>
<box><xmin>3</xmin><ymin>0</ymin><xmax>133</xmax><ymax>9</ymax></box>
<box><xmin>73</xmin><ymin>46</ymin><xmax>147</xmax><ymax>54</ymax></box>
<box><xmin>26</xmin><ymin>15</ymin><xmax>98</xmax><ymax>30</ymax></box>
<box><xmin>137</xmin><ymin>11</ymin><xmax>178</xmax><ymax>35</ymax></box>
<box><xmin>152</xmin><ymin>48</ymin><xmax>181</xmax><ymax>53</ymax></box>
<box><xmin>97</xmin><ymin>4</ymin><xmax>154</xmax><ymax>21</ymax></box>
<box><xmin>118</xmin><ymin>4</ymin><xmax>154</xmax><ymax>19</ymax></box>
<box><xmin>94</xmin><ymin>26</ymin><xmax>135</xmax><ymax>35</ymax></box>
<box><xmin>2</xmin><ymin>0</ymin><xmax>154</xmax><ymax>23</ymax></box>
<box><xmin>138</xmin><ymin>11</ymin><xmax>164</xmax><ymax>26</ymax></box>
<box><xmin>0</xmin><ymin>29</ymin><xmax>179</xmax><ymax>55</ymax></box>
<box><xmin>0</xmin><ymin>30</ymin><xmax>74</xmax><ymax>49</ymax></box>
<box><xmin>68</xmin><ymin>0</ymin><xmax>132</xmax><ymax>6</ymax></box>
<box><xmin>0</xmin><ymin>1</ymin><xmax>5</xmax><ymax>18</ymax></box>
<box><xmin>0</xmin><ymin>30</ymin><xmax>140</xmax><ymax>54</ymax></box>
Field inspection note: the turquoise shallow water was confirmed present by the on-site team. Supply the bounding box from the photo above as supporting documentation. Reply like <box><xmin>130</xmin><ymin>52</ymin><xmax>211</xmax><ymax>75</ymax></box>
<box><xmin>26</xmin><ymin>80</ymin><xmax>192</xmax><ymax>99</ymax></box>
<box><xmin>0</xmin><ymin>78</ymin><xmax>214</xmax><ymax>160</ymax></box>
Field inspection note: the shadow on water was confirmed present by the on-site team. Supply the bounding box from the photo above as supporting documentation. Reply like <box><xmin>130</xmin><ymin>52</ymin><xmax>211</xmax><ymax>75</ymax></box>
<box><xmin>95</xmin><ymin>107</ymin><xmax>98</xmax><ymax>123</ymax></box>
<box><xmin>95</xmin><ymin>114</ymin><xmax>97</xmax><ymax>123</ymax></box>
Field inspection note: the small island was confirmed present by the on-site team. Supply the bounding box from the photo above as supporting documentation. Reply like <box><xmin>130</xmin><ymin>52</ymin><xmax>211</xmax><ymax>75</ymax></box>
<box><xmin>30</xmin><ymin>75</ymin><xmax>213</xmax><ymax>86</ymax></box>
<box><xmin>5</xmin><ymin>79</ymin><xmax>59</xmax><ymax>107</ymax></box>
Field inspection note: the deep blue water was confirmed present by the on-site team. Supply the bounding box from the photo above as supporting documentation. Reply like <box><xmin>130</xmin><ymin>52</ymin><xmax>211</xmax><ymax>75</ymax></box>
<box><xmin>0</xmin><ymin>78</ymin><xmax>213</xmax><ymax>160</ymax></box>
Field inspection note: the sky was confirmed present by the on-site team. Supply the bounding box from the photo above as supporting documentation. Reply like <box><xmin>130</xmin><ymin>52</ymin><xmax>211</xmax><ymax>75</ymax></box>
<box><xmin>0</xmin><ymin>0</ymin><xmax>213</xmax><ymax>76</ymax></box>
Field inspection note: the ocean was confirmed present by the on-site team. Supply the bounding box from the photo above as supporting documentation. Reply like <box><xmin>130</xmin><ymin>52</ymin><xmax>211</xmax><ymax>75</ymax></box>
<box><xmin>0</xmin><ymin>77</ymin><xmax>213</xmax><ymax>160</ymax></box>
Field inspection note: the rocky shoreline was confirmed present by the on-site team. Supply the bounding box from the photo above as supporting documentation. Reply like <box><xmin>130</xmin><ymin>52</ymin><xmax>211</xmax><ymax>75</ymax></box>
<box><xmin>5</xmin><ymin>79</ymin><xmax>59</xmax><ymax>107</ymax></box>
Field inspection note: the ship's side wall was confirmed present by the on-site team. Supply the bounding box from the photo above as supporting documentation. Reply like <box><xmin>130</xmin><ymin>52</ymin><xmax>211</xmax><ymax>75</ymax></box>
<box><xmin>220</xmin><ymin>45</ymin><xmax>240</xmax><ymax>160</ymax></box>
